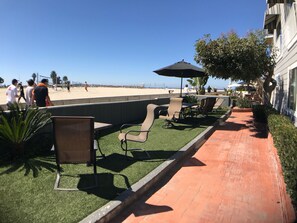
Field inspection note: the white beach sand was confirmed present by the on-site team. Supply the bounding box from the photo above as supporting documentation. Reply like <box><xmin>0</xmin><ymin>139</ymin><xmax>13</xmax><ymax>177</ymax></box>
<box><xmin>0</xmin><ymin>86</ymin><xmax>180</xmax><ymax>105</ymax></box>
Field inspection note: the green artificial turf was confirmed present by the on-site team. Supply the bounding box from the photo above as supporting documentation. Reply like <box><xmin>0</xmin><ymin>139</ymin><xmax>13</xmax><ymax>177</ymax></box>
<box><xmin>0</xmin><ymin>111</ymin><xmax>226</xmax><ymax>223</ymax></box>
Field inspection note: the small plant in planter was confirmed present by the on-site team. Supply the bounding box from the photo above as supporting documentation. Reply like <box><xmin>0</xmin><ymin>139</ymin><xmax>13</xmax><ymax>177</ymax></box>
<box><xmin>0</xmin><ymin>103</ymin><xmax>51</xmax><ymax>160</ymax></box>
<box><xmin>183</xmin><ymin>95</ymin><xmax>198</xmax><ymax>104</ymax></box>
<box><xmin>252</xmin><ymin>104</ymin><xmax>278</xmax><ymax>123</ymax></box>
<box><xmin>236</xmin><ymin>97</ymin><xmax>252</xmax><ymax>108</ymax></box>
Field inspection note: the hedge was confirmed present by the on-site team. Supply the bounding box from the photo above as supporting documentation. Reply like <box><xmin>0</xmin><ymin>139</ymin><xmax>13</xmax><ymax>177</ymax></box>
<box><xmin>267</xmin><ymin>113</ymin><xmax>297</xmax><ymax>209</ymax></box>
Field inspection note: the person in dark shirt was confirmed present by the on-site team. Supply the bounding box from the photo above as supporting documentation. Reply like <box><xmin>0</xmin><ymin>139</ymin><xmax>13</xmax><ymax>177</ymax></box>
<box><xmin>33</xmin><ymin>79</ymin><xmax>53</xmax><ymax>107</ymax></box>
<box><xmin>67</xmin><ymin>81</ymin><xmax>70</xmax><ymax>92</ymax></box>
<box><xmin>17</xmin><ymin>82</ymin><xmax>26</xmax><ymax>103</ymax></box>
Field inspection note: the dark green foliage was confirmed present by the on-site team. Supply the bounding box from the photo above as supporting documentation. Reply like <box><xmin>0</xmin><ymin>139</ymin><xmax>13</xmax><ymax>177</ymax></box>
<box><xmin>268</xmin><ymin>114</ymin><xmax>297</xmax><ymax>208</ymax></box>
<box><xmin>252</xmin><ymin>105</ymin><xmax>268</xmax><ymax>123</ymax></box>
<box><xmin>252</xmin><ymin>104</ymin><xmax>278</xmax><ymax>123</ymax></box>
<box><xmin>183</xmin><ymin>95</ymin><xmax>198</xmax><ymax>104</ymax></box>
<box><xmin>0</xmin><ymin>103</ymin><xmax>52</xmax><ymax>159</ymax></box>
<box><xmin>236</xmin><ymin>97</ymin><xmax>252</xmax><ymax>108</ymax></box>
<box><xmin>195</xmin><ymin>30</ymin><xmax>277</xmax><ymax>105</ymax></box>
<box><xmin>195</xmin><ymin>31</ymin><xmax>275</xmax><ymax>82</ymax></box>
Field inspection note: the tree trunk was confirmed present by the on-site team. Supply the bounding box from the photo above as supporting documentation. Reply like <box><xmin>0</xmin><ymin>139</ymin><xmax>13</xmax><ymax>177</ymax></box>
<box><xmin>263</xmin><ymin>70</ymin><xmax>277</xmax><ymax>106</ymax></box>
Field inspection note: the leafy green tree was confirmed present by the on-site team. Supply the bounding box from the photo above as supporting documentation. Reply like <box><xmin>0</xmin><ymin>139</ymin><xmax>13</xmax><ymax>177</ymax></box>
<box><xmin>50</xmin><ymin>71</ymin><xmax>57</xmax><ymax>84</ymax></box>
<box><xmin>0</xmin><ymin>77</ymin><xmax>4</xmax><ymax>84</ymax></box>
<box><xmin>195</xmin><ymin>30</ymin><xmax>276</xmax><ymax>104</ymax></box>
<box><xmin>31</xmin><ymin>73</ymin><xmax>37</xmax><ymax>82</ymax></box>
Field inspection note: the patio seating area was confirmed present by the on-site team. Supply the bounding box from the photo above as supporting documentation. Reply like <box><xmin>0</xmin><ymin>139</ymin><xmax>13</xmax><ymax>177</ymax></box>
<box><xmin>112</xmin><ymin>111</ymin><xmax>296</xmax><ymax>223</ymax></box>
<box><xmin>1</xmin><ymin>99</ymin><xmax>295</xmax><ymax>223</ymax></box>
<box><xmin>0</xmin><ymin>108</ymin><xmax>228</xmax><ymax>223</ymax></box>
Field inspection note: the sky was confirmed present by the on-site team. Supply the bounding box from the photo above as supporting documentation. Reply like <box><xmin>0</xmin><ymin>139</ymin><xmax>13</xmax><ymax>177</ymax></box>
<box><xmin>0</xmin><ymin>0</ymin><xmax>267</xmax><ymax>89</ymax></box>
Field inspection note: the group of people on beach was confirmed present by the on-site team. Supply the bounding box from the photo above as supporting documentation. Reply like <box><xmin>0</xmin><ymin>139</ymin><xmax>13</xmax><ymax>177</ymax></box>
<box><xmin>5</xmin><ymin>78</ymin><xmax>53</xmax><ymax>108</ymax></box>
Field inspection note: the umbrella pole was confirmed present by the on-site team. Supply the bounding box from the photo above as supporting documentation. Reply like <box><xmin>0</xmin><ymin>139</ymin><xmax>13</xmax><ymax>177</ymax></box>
<box><xmin>180</xmin><ymin>78</ymin><xmax>183</xmax><ymax>97</ymax></box>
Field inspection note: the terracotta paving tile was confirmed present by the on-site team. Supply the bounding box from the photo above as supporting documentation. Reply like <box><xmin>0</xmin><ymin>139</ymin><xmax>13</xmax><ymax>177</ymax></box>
<box><xmin>114</xmin><ymin>112</ymin><xmax>296</xmax><ymax>223</ymax></box>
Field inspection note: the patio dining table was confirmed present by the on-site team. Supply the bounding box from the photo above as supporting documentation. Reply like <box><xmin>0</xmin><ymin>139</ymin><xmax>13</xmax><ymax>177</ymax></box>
<box><xmin>94</xmin><ymin>122</ymin><xmax>113</xmax><ymax>158</ymax></box>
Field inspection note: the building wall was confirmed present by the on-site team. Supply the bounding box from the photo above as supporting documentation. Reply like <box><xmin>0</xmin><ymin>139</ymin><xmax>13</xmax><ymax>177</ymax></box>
<box><xmin>266</xmin><ymin>1</ymin><xmax>297</xmax><ymax>125</ymax></box>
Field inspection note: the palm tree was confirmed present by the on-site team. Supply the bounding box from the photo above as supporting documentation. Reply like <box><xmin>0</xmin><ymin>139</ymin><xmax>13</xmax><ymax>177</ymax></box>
<box><xmin>187</xmin><ymin>76</ymin><xmax>209</xmax><ymax>95</ymax></box>
<box><xmin>31</xmin><ymin>73</ymin><xmax>37</xmax><ymax>82</ymax></box>
<box><xmin>50</xmin><ymin>71</ymin><xmax>57</xmax><ymax>84</ymax></box>
<box><xmin>62</xmin><ymin>76</ymin><xmax>68</xmax><ymax>83</ymax></box>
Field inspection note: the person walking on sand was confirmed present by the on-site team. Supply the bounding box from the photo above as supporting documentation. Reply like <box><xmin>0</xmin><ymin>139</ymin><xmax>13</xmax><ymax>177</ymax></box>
<box><xmin>5</xmin><ymin>79</ymin><xmax>19</xmax><ymax>107</ymax></box>
<box><xmin>25</xmin><ymin>79</ymin><xmax>35</xmax><ymax>106</ymax></box>
<box><xmin>184</xmin><ymin>84</ymin><xmax>189</xmax><ymax>95</ymax></box>
<box><xmin>66</xmin><ymin>81</ymin><xmax>70</xmax><ymax>92</ymax></box>
<box><xmin>18</xmin><ymin>82</ymin><xmax>26</xmax><ymax>103</ymax></box>
<box><xmin>33</xmin><ymin>79</ymin><xmax>53</xmax><ymax>107</ymax></box>
<box><xmin>84</xmin><ymin>81</ymin><xmax>88</xmax><ymax>92</ymax></box>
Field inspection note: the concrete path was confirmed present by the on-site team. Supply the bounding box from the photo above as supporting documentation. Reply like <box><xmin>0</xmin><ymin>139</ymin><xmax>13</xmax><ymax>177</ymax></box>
<box><xmin>113</xmin><ymin>112</ymin><xmax>296</xmax><ymax>223</ymax></box>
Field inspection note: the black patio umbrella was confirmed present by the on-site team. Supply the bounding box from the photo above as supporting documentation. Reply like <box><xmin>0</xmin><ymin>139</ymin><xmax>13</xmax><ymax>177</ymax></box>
<box><xmin>153</xmin><ymin>60</ymin><xmax>206</xmax><ymax>97</ymax></box>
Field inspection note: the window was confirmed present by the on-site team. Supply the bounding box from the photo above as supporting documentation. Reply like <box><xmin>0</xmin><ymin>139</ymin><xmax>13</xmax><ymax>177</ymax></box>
<box><xmin>288</xmin><ymin>67</ymin><xmax>297</xmax><ymax>110</ymax></box>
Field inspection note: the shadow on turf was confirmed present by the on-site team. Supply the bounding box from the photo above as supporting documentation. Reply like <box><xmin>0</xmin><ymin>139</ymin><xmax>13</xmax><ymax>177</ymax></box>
<box><xmin>0</xmin><ymin>155</ymin><xmax>56</xmax><ymax>178</ymax></box>
<box><xmin>78</xmin><ymin>173</ymin><xmax>131</xmax><ymax>200</ymax></box>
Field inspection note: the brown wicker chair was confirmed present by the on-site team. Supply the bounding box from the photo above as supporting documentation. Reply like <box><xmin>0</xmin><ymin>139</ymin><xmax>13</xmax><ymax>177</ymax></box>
<box><xmin>159</xmin><ymin>97</ymin><xmax>183</xmax><ymax>127</ymax></box>
<box><xmin>51</xmin><ymin>116</ymin><xmax>98</xmax><ymax>191</ymax></box>
<box><xmin>118</xmin><ymin>104</ymin><xmax>158</xmax><ymax>158</ymax></box>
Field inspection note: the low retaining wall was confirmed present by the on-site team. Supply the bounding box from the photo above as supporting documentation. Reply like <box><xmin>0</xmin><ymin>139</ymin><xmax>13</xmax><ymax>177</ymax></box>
<box><xmin>0</xmin><ymin>93</ymin><xmax>179</xmax><ymax>110</ymax></box>
<box><xmin>46</xmin><ymin>98</ymin><xmax>170</xmax><ymax>126</ymax></box>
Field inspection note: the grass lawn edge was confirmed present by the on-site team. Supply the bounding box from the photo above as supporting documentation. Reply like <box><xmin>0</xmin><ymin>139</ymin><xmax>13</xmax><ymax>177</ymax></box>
<box><xmin>80</xmin><ymin>109</ymin><xmax>232</xmax><ymax>223</ymax></box>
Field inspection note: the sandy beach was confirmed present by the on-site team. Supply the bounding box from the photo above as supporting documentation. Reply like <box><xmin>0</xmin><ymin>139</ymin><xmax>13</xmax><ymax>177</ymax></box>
<box><xmin>0</xmin><ymin>86</ymin><xmax>180</xmax><ymax>105</ymax></box>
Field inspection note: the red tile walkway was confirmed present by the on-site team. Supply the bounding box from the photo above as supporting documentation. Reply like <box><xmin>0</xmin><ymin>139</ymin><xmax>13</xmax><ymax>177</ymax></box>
<box><xmin>113</xmin><ymin>112</ymin><xmax>296</xmax><ymax>223</ymax></box>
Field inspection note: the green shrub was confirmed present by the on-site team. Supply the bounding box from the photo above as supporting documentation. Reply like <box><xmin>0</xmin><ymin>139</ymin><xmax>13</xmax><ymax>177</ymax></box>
<box><xmin>0</xmin><ymin>103</ymin><xmax>52</xmax><ymax>160</ymax></box>
<box><xmin>183</xmin><ymin>95</ymin><xmax>198</xmax><ymax>104</ymax></box>
<box><xmin>236</xmin><ymin>97</ymin><xmax>252</xmax><ymax>108</ymax></box>
<box><xmin>252</xmin><ymin>104</ymin><xmax>278</xmax><ymax>123</ymax></box>
<box><xmin>268</xmin><ymin>114</ymin><xmax>297</xmax><ymax>208</ymax></box>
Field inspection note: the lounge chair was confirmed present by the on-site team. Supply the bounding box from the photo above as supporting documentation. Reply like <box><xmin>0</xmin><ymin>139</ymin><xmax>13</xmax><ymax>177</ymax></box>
<box><xmin>191</xmin><ymin>97</ymin><xmax>217</xmax><ymax>117</ymax></box>
<box><xmin>51</xmin><ymin>116</ymin><xmax>98</xmax><ymax>191</ymax></box>
<box><xmin>118</xmin><ymin>104</ymin><xmax>158</xmax><ymax>159</ymax></box>
<box><xmin>159</xmin><ymin>97</ymin><xmax>183</xmax><ymax>127</ymax></box>
<box><xmin>213</xmin><ymin>97</ymin><xmax>225</xmax><ymax>111</ymax></box>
